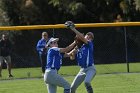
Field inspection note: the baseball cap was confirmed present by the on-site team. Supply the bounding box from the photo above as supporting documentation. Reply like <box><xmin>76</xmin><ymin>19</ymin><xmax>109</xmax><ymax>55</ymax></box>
<box><xmin>46</xmin><ymin>37</ymin><xmax>59</xmax><ymax>46</ymax></box>
<box><xmin>86</xmin><ymin>32</ymin><xmax>94</xmax><ymax>39</ymax></box>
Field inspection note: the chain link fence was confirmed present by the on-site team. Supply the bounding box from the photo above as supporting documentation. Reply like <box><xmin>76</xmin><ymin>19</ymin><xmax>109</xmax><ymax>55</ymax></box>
<box><xmin>0</xmin><ymin>26</ymin><xmax>140</xmax><ymax>79</ymax></box>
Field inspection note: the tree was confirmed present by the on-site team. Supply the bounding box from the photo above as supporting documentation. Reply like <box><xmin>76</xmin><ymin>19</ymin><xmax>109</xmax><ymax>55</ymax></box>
<box><xmin>134</xmin><ymin>0</ymin><xmax>140</xmax><ymax>11</ymax></box>
<box><xmin>0</xmin><ymin>0</ymin><xmax>140</xmax><ymax>65</ymax></box>
<box><xmin>0</xmin><ymin>0</ymin><xmax>21</xmax><ymax>40</ymax></box>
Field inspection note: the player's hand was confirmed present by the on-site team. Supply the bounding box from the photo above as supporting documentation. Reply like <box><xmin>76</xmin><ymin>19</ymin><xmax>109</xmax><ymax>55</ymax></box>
<box><xmin>64</xmin><ymin>21</ymin><xmax>75</xmax><ymax>29</ymax></box>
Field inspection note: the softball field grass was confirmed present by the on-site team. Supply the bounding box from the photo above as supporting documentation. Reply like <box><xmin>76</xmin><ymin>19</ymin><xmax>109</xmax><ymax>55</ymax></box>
<box><xmin>0</xmin><ymin>63</ymin><xmax>140</xmax><ymax>93</ymax></box>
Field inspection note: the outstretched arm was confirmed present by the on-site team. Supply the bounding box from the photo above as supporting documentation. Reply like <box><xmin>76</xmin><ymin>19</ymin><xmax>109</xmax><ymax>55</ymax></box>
<box><xmin>65</xmin><ymin>21</ymin><xmax>88</xmax><ymax>44</ymax></box>
<box><xmin>59</xmin><ymin>41</ymin><xmax>76</xmax><ymax>53</ymax></box>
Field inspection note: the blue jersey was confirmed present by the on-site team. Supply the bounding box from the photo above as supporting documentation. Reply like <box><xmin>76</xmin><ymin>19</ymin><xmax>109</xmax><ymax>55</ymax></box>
<box><xmin>36</xmin><ymin>39</ymin><xmax>47</xmax><ymax>55</ymax></box>
<box><xmin>76</xmin><ymin>41</ymin><xmax>94</xmax><ymax>68</ymax></box>
<box><xmin>46</xmin><ymin>47</ymin><xmax>63</xmax><ymax>70</ymax></box>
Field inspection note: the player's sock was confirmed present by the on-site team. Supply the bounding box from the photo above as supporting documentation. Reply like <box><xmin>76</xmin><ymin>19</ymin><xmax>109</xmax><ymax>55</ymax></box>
<box><xmin>86</xmin><ymin>86</ymin><xmax>93</xmax><ymax>93</ymax></box>
<box><xmin>64</xmin><ymin>89</ymin><xmax>70</xmax><ymax>93</ymax></box>
<box><xmin>85</xmin><ymin>83</ymin><xmax>93</xmax><ymax>93</ymax></box>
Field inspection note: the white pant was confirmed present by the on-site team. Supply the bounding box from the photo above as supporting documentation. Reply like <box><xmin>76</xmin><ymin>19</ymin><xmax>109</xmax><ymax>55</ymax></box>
<box><xmin>44</xmin><ymin>69</ymin><xmax>70</xmax><ymax>93</ymax></box>
<box><xmin>71</xmin><ymin>65</ymin><xmax>96</xmax><ymax>93</ymax></box>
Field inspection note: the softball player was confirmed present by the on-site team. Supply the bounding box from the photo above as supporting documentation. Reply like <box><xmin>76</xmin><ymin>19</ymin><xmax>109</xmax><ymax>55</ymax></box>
<box><xmin>44</xmin><ymin>37</ymin><xmax>76</xmax><ymax>93</ymax></box>
<box><xmin>65</xmin><ymin>21</ymin><xmax>96</xmax><ymax>93</ymax></box>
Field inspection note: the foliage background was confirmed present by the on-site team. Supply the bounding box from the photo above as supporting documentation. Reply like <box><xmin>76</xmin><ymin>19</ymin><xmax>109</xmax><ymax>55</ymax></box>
<box><xmin>0</xmin><ymin>0</ymin><xmax>140</xmax><ymax>67</ymax></box>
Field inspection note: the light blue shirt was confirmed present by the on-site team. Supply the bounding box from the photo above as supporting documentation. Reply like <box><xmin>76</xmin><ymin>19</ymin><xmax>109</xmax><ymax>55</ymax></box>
<box><xmin>76</xmin><ymin>41</ymin><xmax>94</xmax><ymax>68</ymax></box>
<box><xmin>36</xmin><ymin>38</ymin><xmax>47</xmax><ymax>55</ymax></box>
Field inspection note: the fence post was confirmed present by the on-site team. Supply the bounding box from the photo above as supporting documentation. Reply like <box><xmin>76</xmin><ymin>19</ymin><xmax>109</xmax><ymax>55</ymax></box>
<box><xmin>124</xmin><ymin>27</ymin><xmax>129</xmax><ymax>72</ymax></box>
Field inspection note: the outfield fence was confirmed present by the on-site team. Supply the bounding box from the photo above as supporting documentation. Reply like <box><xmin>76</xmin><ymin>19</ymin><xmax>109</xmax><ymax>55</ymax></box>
<box><xmin>0</xmin><ymin>22</ymin><xmax>140</xmax><ymax>77</ymax></box>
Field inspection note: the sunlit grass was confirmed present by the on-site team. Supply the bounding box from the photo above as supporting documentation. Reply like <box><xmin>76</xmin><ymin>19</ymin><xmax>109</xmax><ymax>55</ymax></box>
<box><xmin>0</xmin><ymin>63</ymin><xmax>140</xmax><ymax>79</ymax></box>
<box><xmin>0</xmin><ymin>73</ymin><xmax>140</xmax><ymax>93</ymax></box>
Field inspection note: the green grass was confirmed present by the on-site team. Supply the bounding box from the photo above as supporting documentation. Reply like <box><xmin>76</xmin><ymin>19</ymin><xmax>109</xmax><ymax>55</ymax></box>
<box><xmin>0</xmin><ymin>73</ymin><xmax>140</xmax><ymax>93</ymax></box>
<box><xmin>0</xmin><ymin>63</ymin><xmax>140</xmax><ymax>79</ymax></box>
<box><xmin>0</xmin><ymin>67</ymin><xmax>43</xmax><ymax>79</ymax></box>
<box><xmin>0</xmin><ymin>63</ymin><xmax>140</xmax><ymax>93</ymax></box>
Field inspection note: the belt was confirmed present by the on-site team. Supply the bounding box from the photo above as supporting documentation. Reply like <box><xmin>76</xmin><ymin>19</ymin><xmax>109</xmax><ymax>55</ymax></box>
<box><xmin>51</xmin><ymin>68</ymin><xmax>57</xmax><ymax>70</ymax></box>
<box><xmin>46</xmin><ymin>67</ymin><xmax>58</xmax><ymax>70</ymax></box>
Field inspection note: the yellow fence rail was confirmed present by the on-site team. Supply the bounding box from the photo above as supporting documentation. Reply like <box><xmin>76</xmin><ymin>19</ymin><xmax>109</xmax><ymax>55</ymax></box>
<box><xmin>0</xmin><ymin>22</ymin><xmax>140</xmax><ymax>30</ymax></box>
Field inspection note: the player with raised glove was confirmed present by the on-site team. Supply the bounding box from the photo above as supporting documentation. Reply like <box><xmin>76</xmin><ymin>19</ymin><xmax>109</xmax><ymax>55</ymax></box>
<box><xmin>65</xmin><ymin>21</ymin><xmax>96</xmax><ymax>93</ymax></box>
